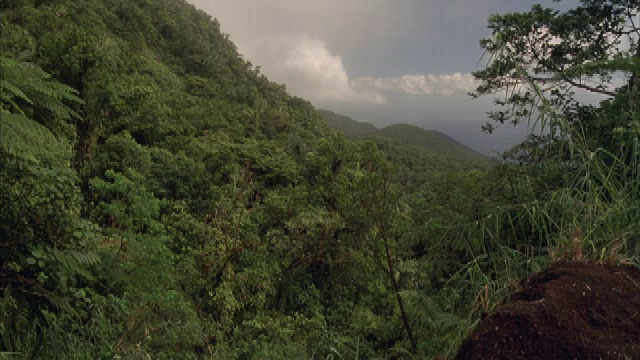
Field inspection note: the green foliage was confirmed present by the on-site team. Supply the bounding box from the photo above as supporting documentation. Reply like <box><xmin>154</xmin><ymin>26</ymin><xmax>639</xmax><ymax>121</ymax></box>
<box><xmin>0</xmin><ymin>57</ymin><xmax>81</xmax><ymax>164</ymax></box>
<box><xmin>0</xmin><ymin>57</ymin><xmax>82</xmax><ymax>121</ymax></box>
<box><xmin>472</xmin><ymin>0</ymin><xmax>640</xmax><ymax>260</ymax></box>
<box><xmin>0</xmin><ymin>152</ymin><xmax>102</xmax><ymax>357</ymax></box>
<box><xmin>89</xmin><ymin>169</ymin><xmax>163</xmax><ymax>234</ymax></box>
<box><xmin>376</xmin><ymin>124</ymin><xmax>492</xmax><ymax>164</ymax></box>
<box><xmin>5</xmin><ymin>0</ymin><xmax>638</xmax><ymax>359</ymax></box>
<box><xmin>443</xmin><ymin>1</ymin><xmax>640</xmax><ymax>357</ymax></box>
<box><xmin>320</xmin><ymin>110</ymin><xmax>494</xmax><ymax>177</ymax></box>
<box><xmin>319</xmin><ymin>109</ymin><xmax>378</xmax><ymax>138</ymax></box>
<box><xmin>0</xmin><ymin>111</ymin><xmax>70</xmax><ymax>164</ymax></box>
<box><xmin>0</xmin><ymin>0</ymin><xmax>481</xmax><ymax>357</ymax></box>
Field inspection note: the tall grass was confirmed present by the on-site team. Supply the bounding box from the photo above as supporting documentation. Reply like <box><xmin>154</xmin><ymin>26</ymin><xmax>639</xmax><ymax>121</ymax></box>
<box><xmin>424</xmin><ymin>49</ymin><xmax>640</xmax><ymax>358</ymax></box>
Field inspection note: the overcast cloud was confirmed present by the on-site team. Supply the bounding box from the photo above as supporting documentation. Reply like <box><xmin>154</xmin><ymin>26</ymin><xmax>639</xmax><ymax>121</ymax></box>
<box><xmin>188</xmin><ymin>0</ymin><xmax>581</xmax><ymax>154</ymax></box>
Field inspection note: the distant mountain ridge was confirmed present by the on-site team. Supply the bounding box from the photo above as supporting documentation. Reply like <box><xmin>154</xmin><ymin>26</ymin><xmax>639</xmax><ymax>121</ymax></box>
<box><xmin>318</xmin><ymin>109</ymin><xmax>493</xmax><ymax>166</ymax></box>
<box><xmin>320</xmin><ymin>110</ymin><xmax>379</xmax><ymax>138</ymax></box>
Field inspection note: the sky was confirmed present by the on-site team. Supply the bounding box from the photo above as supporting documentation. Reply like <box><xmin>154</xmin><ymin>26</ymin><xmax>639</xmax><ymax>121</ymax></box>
<box><xmin>187</xmin><ymin>0</ymin><xmax>581</xmax><ymax>155</ymax></box>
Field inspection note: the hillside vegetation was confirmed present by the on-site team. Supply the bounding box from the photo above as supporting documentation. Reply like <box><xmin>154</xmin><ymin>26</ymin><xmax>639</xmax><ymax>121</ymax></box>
<box><xmin>376</xmin><ymin>124</ymin><xmax>491</xmax><ymax>164</ymax></box>
<box><xmin>320</xmin><ymin>109</ymin><xmax>491</xmax><ymax>164</ymax></box>
<box><xmin>1</xmin><ymin>0</ymin><xmax>639</xmax><ymax>359</ymax></box>
<box><xmin>319</xmin><ymin>110</ymin><xmax>493</xmax><ymax>189</ymax></box>
<box><xmin>318</xmin><ymin>109</ymin><xmax>378</xmax><ymax>138</ymax></box>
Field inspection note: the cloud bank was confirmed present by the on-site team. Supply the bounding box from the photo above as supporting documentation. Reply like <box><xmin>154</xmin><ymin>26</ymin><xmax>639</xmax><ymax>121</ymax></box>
<box><xmin>353</xmin><ymin>73</ymin><xmax>479</xmax><ymax>97</ymax></box>
<box><xmin>257</xmin><ymin>34</ymin><xmax>479</xmax><ymax>104</ymax></box>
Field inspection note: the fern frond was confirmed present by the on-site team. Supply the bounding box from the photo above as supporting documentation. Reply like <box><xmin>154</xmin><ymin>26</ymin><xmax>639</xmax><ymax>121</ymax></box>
<box><xmin>0</xmin><ymin>56</ymin><xmax>83</xmax><ymax>132</ymax></box>
<box><xmin>68</xmin><ymin>251</ymin><xmax>101</xmax><ymax>267</ymax></box>
<box><xmin>0</xmin><ymin>79</ymin><xmax>32</xmax><ymax>115</ymax></box>
<box><xmin>0</xmin><ymin>110</ymin><xmax>70</xmax><ymax>163</ymax></box>
<box><xmin>53</xmin><ymin>249</ymin><xmax>101</xmax><ymax>268</ymax></box>
<box><xmin>0</xmin><ymin>97</ymin><xmax>25</xmax><ymax>117</ymax></box>
<box><xmin>45</xmin><ymin>293</ymin><xmax>78</xmax><ymax>319</ymax></box>
<box><xmin>46</xmin><ymin>248</ymin><xmax>100</xmax><ymax>282</ymax></box>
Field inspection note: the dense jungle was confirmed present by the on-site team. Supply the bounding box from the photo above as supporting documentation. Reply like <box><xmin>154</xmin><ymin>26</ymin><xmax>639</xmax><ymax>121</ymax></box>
<box><xmin>1</xmin><ymin>0</ymin><xmax>639</xmax><ymax>358</ymax></box>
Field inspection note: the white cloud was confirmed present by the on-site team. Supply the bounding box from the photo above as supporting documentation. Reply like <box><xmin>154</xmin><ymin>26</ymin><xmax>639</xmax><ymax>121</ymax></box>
<box><xmin>280</xmin><ymin>35</ymin><xmax>387</xmax><ymax>104</ymax></box>
<box><xmin>353</xmin><ymin>72</ymin><xmax>479</xmax><ymax>97</ymax></box>
<box><xmin>239</xmin><ymin>33</ymin><xmax>385</xmax><ymax>105</ymax></box>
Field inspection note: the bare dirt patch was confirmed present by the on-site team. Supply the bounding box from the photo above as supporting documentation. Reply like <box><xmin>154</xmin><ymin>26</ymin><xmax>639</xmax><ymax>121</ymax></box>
<box><xmin>456</xmin><ymin>262</ymin><xmax>640</xmax><ymax>359</ymax></box>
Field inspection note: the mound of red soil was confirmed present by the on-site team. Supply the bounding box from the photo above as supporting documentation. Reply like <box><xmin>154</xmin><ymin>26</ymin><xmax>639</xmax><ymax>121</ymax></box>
<box><xmin>456</xmin><ymin>262</ymin><xmax>640</xmax><ymax>360</ymax></box>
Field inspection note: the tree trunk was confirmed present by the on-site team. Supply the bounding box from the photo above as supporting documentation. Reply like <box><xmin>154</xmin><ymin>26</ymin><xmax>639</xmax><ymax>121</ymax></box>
<box><xmin>382</xmin><ymin>233</ymin><xmax>417</xmax><ymax>352</ymax></box>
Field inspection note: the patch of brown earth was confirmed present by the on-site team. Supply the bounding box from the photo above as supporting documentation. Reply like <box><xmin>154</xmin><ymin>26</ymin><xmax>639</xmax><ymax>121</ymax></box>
<box><xmin>456</xmin><ymin>262</ymin><xmax>640</xmax><ymax>360</ymax></box>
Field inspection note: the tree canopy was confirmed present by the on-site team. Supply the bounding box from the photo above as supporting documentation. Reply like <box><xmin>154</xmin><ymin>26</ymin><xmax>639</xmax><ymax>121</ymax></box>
<box><xmin>1</xmin><ymin>0</ymin><xmax>638</xmax><ymax>359</ymax></box>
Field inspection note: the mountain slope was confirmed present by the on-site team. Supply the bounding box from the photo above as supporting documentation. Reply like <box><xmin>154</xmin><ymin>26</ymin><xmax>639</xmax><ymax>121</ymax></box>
<box><xmin>376</xmin><ymin>124</ymin><xmax>492</xmax><ymax>164</ymax></box>
<box><xmin>319</xmin><ymin>109</ymin><xmax>493</xmax><ymax>170</ymax></box>
<box><xmin>318</xmin><ymin>109</ymin><xmax>378</xmax><ymax>138</ymax></box>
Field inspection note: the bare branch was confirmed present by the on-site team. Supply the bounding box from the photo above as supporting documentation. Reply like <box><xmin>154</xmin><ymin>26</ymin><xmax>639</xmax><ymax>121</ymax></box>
<box><xmin>626</xmin><ymin>8</ymin><xmax>640</xmax><ymax>38</ymax></box>
<box><xmin>560</xmin><ymin>76</ymin><xmax>618</xmax><ymax>96</ymax></box>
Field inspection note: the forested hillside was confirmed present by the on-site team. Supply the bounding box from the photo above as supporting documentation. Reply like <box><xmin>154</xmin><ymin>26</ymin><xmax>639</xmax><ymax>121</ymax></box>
<box><xmin>319</xmin><ymin>109</ymin><xmax>491</xmax><ymax>164</ymax></box>
<box><xmin>319</xmin><ymin>110</ymin><xmax>492</xmax><ymax>189</ymax></box>
<box><xmin>1</xmin><ymin>0</ymin><xmax>639</xmax><ymax>359</ymax></box>
<box><xmin>375</xmin><ymin>124</ymin><xmax>491</xmax><ymax>164</ymax></box>
<box><xmin>319</xmin><ymin>109</ymin><xmax>379</xmax><ymax>138</ymax></box>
